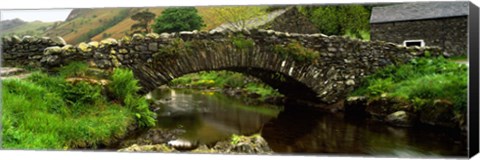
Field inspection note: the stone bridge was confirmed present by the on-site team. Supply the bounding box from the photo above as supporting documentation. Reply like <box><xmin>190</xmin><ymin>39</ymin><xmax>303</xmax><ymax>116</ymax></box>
<box><xmin>1</xmin><ymin>29</ymin><xmax>443</xmax><ymax>103</ymax></box>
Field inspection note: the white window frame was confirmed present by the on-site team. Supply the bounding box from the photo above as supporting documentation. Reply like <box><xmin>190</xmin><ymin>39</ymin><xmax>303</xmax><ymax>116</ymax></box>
<box><xmin>403</xmin><ymin>39</ymin><xmax>425</xmax><ymax>47</ymax></box>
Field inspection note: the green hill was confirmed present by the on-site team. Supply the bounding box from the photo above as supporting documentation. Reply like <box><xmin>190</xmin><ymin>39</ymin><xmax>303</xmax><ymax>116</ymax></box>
<box><xmin>2</xmin><ymin>20</ymin><xmax>57</xmax><ymax>37</ymax></box>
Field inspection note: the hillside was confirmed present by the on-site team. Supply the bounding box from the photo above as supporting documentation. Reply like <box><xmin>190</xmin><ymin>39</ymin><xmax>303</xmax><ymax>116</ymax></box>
<box><xmin>1</xmin><ymin>20</ymin><xmax>56</xmax><ymax>37</ymax></box>
<box><xmin>43</xmin><ymin>6</ymin><xmax>266</xmax><ymax>44</ymax></box>
<box><xmin>0</xmin><ymin>18</ymin><xmax>27</xmax><ymax>31</ymax></box>
<box><xmin>44</xmin><ymin>8</ymin><xmax>133</xmax><ymax>44</ymax></box>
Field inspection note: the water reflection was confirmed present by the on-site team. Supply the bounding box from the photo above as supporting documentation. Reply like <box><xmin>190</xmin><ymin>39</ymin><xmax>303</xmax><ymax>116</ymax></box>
<box><xmin>150</xmin><ymin>88</ymin><xmax>281</xmax><ymax>144</ymax></box>
<box><xmin>261</xmin><ymin>103</ymin><xmax>467</xmax><ymax>157</ymax></box>
<box><xmin>146</xmin><ymin>88</ymin><xmax>467</xmax><ymax>157</ymax></box>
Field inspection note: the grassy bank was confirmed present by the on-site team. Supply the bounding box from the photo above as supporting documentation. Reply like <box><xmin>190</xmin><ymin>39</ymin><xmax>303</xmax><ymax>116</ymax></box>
<box><xmin>2</xmin><ymin>63</ymin><xmax>155</xmax><ymax>149</ymax></box>
<box><xmin>351</xmin><ymin>56</ymin><xmax>467</xmax><ymax>119</ymax></box>
<box><xmin>169</xmin><ymin>70</ymin><xmax>283</xmax><ymax>101</ymax></box>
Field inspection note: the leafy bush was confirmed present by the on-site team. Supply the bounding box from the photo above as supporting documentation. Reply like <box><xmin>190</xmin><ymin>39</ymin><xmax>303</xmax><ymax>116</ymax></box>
<box><xmin>62</xmin><ymin>81</ymin><xmax>102</xmax><ymax>105</ymax></box>
<box><xmin>58</xmin><ymin>61</ymin><xmax>89</xmax><ymax>77</ymax></box>
<box><xmin>299</xmin><ymin>5</ymin><xmax>370</xmax><ymax>37</ymax></box>
<box><xmin>152</xmin><ymin>7</ymin><xmax>205</xmax><ymax>33</ymax></box>
<box><xmin>108</xmin><ymin>68</ymin><xmax>156</xmax><ymax>127</ymax></box>
<box><xmin>154</xmin><ymin>38</ymin><xmax>192</xmax><ymax>59</ymax></box>
<box><xmin>273</xmin><ymin>41</ymin><xmax>320</xmax><ymax>62</ymax></box>
<box><xmin>108</xmin><ymin>68</ymin><xmax>141</xmax><ymax>101</ymax></box>
<box><xmin>232</xmin><ymin>35</ymin><xmax>254</xmax><ymax>50</ymax></box>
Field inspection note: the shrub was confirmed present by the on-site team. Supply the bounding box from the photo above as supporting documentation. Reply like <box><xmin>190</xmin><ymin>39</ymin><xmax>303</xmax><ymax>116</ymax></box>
<box><xmin>232</xmin><ymin>35</ymin><xmax>254</xmax><ymax>50</ymax></box>
<box><xmin>273</xmin><ymin>41</ymin><xmax>320</xmax><ymax>62</ymax></box>
<box><xmin>152</xmin><ymin>7</ymin><xmax>205</xmax><ymax>33</ymax></box>
<box><xmin>108</xmin><ymin>68</ymin><xmax>156</xmax><ymax>127</ymax></box>
<box><xmin>62</xmin><ymin>81</ymin><xmax>102</xmax><ymax>105</ymax></box>
<box><xmin>108</xmin><ymin>68</ymin><xmax>141</xmax><ymax>101</ymax></box>
<box><xmin>58</xmin><ymin>61</ymin><xmax>89</xmax><ymax>77</ymax></box>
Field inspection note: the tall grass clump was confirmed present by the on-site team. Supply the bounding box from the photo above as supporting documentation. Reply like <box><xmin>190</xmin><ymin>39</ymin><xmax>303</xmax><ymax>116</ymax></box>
<box><xmin>58</xmin><ymin>61</ymin><xmax>89</xmax><ymax>77</ymax></box>
<box><xmin>108</xmin><ymin>68</ymin><xmax>156</xmax><ymax>128</ymax></box>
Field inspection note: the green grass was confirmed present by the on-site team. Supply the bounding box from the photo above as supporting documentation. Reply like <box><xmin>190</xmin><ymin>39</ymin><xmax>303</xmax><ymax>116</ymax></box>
<box><xmin>170</xmin><ymin>70</ymin><xmax>283</xmax><ymax>100</ymax></box>
<box><xmin>351</xmin><ymin>56</ymin><xmax>468</xmax><ymax>113</ymax></box>
<box><xmin>448</xmin><ymin>55</ymin><xmax>468</xmax><ymax>61</ymax></box>
<box><xmin>2</xmin><ymin>63</ymin><xmax>156</xmax><ymax>149</ymax></box>
<box><xmin>344</xmin><ymin>29</ymin><xmax>370</xmax><ymax>40</ymax></box>
<box><xmin>57</xmin><ymin>61</ymin><xmax>90</xmax><ymax>77</ymax></box>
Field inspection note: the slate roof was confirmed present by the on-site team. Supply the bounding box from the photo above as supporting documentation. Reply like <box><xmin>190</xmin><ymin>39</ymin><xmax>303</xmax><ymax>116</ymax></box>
<box><xmin>370</xmin><ymin>1</ymin><xmax>469</xmax><ymax>23</ymax></box>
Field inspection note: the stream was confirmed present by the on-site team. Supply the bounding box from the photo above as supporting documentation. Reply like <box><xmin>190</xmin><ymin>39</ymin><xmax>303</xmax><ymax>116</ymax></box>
<box><xmin>121</xmin><ymin>88</ymin><xmax>467</xmax><ymax>157</ymax></box>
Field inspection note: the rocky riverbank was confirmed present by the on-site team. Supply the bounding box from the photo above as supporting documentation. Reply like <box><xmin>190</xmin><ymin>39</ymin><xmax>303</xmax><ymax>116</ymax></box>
<box><xmin>345</xmin><ymin>95</ymin><xmax>467</xmax><ymax>131</ymax></box>
<box><xmin>118</xmin><ymin>133</ymin><xmax>273</xmax><ymax>154</ymax></box>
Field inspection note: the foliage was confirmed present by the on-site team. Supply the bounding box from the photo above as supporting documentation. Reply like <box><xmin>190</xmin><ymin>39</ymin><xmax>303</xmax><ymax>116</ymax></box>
<box><xmin>170</xmin><ymin>70</ymin><xmax>283</xmax><ymax>100</ymax></box>
<box><xmin>2</xmin><ymin>72</ymin><xmax>133</xmax><ymax>149</ymax></box>
<box><xmin>351</xmin><ymin>57</ymin><xmax>468</xmax><ymax>113</ymax></box>
<box><xmin>230</xmin><ymin>134</ymin><xmax>242</xmax><ymax>145</ymax></box>
<box><xmin>153</xmin><ymin>38</ymin><xmax>192</xmax><ymax>58</ymax></box>
<box><xmin>58</xmin><ymin>61</ymin><xmax>89</xmax><ymax>77</ymax></box>
<box><xmin>130</xmin><ymin>9</ymin><xmax>156</xmax><ymax>34</ymax></box>
<box><xmin>108</xmin><ymin>68</ymin><xmax>156</xmax><ymax>127</ymax></box>
<box><xmin>207</xmin><ymin>6</ymin><xmax>268</xmax><ymax>31</ymax></box>
<box><xmin>299</xmin><ymin>5</ymin><xmax>370</xmax><ymax>38</ymax></box>
<box><xmin>2</xmin><ymin>64</ymin><xmax>157</xmax><ymax>149</ymax></box>
<box><xmin>152</xmin><ymin>7</ymin><xmax>205</xmax><ymax>33</ymax></box>
<box><xmin>108</xmin><ymin>68</ymin><xmax>141</xmax><ymax>101</ymax></box>
<box><xmin>231</xmin><ymin>35</ymin><xmax>255</xmax><ymax>50</ymax></box>
<box><xmin>273</xmin><ymin>41</ymin><xmax>320</xmax><ymax>62</ymax></box>
<box><xmin>62</xmin><ymin>81</ymin><xmax>103</xmax><ymax>105</ymax></box>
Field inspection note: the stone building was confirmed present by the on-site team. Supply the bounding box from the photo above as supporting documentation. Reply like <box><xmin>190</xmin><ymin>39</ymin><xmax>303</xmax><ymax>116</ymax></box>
<box><xmin>370</xmin><ymin>2</ymin><xmax>469</xmax><ymax>56</ymax></box>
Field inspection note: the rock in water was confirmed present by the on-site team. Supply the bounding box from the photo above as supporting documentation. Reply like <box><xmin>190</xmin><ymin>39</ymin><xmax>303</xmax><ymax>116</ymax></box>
<box><xmin>385</xmin><ymin>111</ymin><xmax>414</xmax><ymax>127</ymax></box>
<box><xmin>167</xmin><ymin>139</ymin><xmax>199</xmax><ymax>151</ymax></box>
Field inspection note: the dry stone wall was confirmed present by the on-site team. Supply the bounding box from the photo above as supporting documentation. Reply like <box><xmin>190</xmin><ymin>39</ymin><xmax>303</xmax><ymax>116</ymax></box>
<box><xmin>1</xmin><ymin>29</ymin><xmax>443</xmax><ymax>104</ymax></box>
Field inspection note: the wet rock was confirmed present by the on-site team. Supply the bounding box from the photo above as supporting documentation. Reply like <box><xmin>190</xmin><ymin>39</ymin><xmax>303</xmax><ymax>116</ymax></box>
<box><xmin>419</xmin><ymin>99</ymin><xmax>457</xmax><ymax>128</ymax></box>
<box><xmin>385</xmin><ymin>111</ymin><xmax>415</xmax><ymax>127</ymax></box>
<box><xmin>229</xmin><ymin>135</ymin><xmax>272</xmax><ymax>154</ymax></box>
<box><xmin>365</xmin><ymin>95</ymin><xmax>413</xmax><ymax>119</ymax></box>
<box><xmin>118</xmin><ymin>144</ymin><xmax>177</xmax><ymax>152</ymax></box>
<box><xmin>247</xmin><ymin>92</ymin><xmax>261</xmax><ymax>99</ymax></box>
<box><xmin>345</xmin><ymin>96</ymin><xmax>367</xmax><ymax>114</ymax></box>
<box><xmin>211</xmin><ymin>134</ymin><xmax>273</xmax><ymax>154</ymax></box>
<box><xmin>119</xmin><ymin>128</ymin><xmax>185</xmax><ymax>148</ymax></box>
<box><xmin>167</xmin><ymin>139</ymin><xmax>199</xmax><ymax>150</ymax></box>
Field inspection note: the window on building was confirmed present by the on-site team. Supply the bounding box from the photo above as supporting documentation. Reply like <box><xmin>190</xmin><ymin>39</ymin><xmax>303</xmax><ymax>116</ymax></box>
<box><xmin>403</xmin><ymin>40</ymin><xmax>425</xmax><ymax>47</ymax></box>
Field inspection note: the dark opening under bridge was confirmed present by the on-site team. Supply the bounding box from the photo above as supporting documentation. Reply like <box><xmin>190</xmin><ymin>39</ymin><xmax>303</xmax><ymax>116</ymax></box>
<box><xmin>1</xmin><ymin>29</ymin><xmax>442</xmax><ymax>103</ymax></box>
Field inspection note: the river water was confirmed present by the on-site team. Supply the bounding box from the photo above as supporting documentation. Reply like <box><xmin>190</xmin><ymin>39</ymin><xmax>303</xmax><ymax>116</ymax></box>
<box><xmin>140</xmin><ymin>88</ymin><xmax>467</xmax><ymax>157</ymax></box>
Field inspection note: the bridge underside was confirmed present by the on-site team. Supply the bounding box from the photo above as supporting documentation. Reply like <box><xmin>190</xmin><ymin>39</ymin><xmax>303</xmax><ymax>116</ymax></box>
<box><xmin>133</xmin><ymin>66</ymin><xmax>321</xmax><ymax>103</ymax></box>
